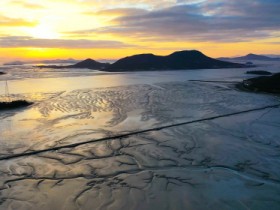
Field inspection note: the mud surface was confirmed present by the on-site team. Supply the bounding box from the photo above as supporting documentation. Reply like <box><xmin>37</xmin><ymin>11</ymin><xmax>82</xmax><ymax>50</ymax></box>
<box><xmin>0</xmin><ymin>65</ymin><xmax>280</xmax><ymax>210</ymax></box>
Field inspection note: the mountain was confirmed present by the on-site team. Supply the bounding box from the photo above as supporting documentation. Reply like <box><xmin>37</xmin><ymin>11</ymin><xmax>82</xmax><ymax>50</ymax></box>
<box><xmin>105</xmin><ymin>50</ymin><xmax>246</xmax><ymax>71</ymax></box>
<box><xmin>234</xmin><ymin>54</ymin><xmax>280</xmax><ymax>61</ymax></box>
<box><xmin>37</xmin><ymin>58</ymin><xmax>110</xmax><ymax>70</ymax></box>
<box><xmin>219</xmin><ymin>54</ymin><xmax>280</xmax><ymax>61</ymax></box>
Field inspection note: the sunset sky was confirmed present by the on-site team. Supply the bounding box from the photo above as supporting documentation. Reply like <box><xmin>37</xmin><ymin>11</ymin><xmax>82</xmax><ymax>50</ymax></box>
<box><xmin>0</xmin><ymin>0</ymin><xmax>279</xmax><ymax>63</ymax></box>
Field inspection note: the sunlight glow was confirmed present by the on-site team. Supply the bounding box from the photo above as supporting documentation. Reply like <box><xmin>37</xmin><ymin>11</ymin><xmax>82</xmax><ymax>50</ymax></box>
<box><xmin>0</xmin><ymin>0</ymin><xmax>279</xmax><ymax>63</ymax></box>
<box><xmin>28</xmin><ymin>23</ymin><xmax>60</xmax><ymax>39</ymax></box>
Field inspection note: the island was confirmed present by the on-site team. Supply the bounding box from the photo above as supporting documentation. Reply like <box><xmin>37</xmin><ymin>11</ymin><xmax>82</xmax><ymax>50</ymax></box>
<box><xmin>239</xmin><ymin>73</ymin><xmax>280</xmax><ymax>93</ymax></box>
<box><xmin>36</xmin><ymin>50</ymin><xmax>248</xmax><ymax>72</ymax></box>
<box><xmin>105</xmin><ymin>50</ymin><xmax>247</xmax><ymax>71</ymax></box>
<box><xmin>0</xmin><ymin>100</ymin><xmax>33</xmax><ymax>110</ymax></box>
<box><xmin>246</xmin><ymin>70</ymin><xmax>272</xmax><ymax>75</ymax></box>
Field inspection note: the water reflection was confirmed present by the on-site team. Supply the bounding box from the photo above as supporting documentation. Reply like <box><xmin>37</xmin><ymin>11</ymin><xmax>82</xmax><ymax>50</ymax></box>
<box><xmin>0</xmin><ymin>80</ymin><xmax>278</xmax><ymax>157</ymax></box>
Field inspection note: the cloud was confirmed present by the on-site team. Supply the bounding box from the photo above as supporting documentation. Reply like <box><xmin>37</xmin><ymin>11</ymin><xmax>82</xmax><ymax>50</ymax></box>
<box><xmin>0</xmin><ymin>36</ymin><xmax>134</xmax><ymax>49</ymax></box>
<box><xmin>0</xmin><ymin>15</ymin><xmax>37</xmax><ymax>27</ymax></box>
<box><xmin>71</xmin><ymin>0</ymin><xmax>280</xmax><ymax>43</ymax></box>
<box><xmin>11</xmin><ymin>1</ymin><xmax>45</xmax><ymax>9</ymax></box>
<box><xmin>94</xmin><ymin>8</ymin><xmax>148</xmax><ymax>16</ymax></box>
<box><xmin>79</xmin><ymin>0</ymin><xmax>177</xmax><ymax>9</ymax></box>
<box><xmin>265</xmin><ymin>42</ymin><xmax>280</xmax><ymax>45</ymax></box>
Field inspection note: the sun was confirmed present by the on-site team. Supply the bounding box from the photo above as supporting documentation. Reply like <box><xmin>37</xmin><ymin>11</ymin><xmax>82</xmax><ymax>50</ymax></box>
<box><xmin>28</xmin><ymin>23</ymin><xmax>60</xmax><ymax>39</ymax></box>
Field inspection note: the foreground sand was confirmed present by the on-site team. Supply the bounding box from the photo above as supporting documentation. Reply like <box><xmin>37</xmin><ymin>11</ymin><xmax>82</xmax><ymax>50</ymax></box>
<box><xmin>0</xmin><ymin>77</ymin><xmax>280</xmax><ymax>209</ymax></box>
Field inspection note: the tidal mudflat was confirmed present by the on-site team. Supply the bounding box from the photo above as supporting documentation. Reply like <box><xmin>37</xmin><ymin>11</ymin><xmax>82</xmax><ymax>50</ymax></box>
<box><xmin>0</xmin><ymin>63</ymin><xmax>280</xmax><ymax>210</ymax></box>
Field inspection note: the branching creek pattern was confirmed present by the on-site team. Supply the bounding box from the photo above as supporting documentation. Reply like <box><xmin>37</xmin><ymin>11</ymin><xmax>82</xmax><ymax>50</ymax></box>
<box><xmin>0</xmin><ymin>81</ymin><xmax>280</xmax><ymax>210</ymax></box>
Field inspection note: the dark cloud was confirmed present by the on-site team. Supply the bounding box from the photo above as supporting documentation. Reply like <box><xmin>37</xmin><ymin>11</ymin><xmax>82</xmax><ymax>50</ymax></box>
<box><xmin>0</xmin><ymin>36</ymin><xmax>134</xmax><ymax>48</ymax></box>
<box><xmin>72</xmin><ymin>0</ymin><xmax>280</xmax><ymax>43</ymax></box>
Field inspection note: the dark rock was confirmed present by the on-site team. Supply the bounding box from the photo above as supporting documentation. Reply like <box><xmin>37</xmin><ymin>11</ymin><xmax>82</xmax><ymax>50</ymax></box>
<box><xmin>106</xmin><ymin>50</ymin><xmax>246</xmax><ymax>71</ymax></box>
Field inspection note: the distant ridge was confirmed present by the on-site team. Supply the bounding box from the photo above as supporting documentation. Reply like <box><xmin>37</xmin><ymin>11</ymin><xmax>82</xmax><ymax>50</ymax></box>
<box><xmin>3</xmin><ymin>61</ymin><xmax>25</xmax><ymax>66</ymax></box>
<box><xmin>105</xmin><ymin>50</ymin><xmax>246</xmax><ymax>71</ymax></box>
<box><xmin>219</xmin><ymin>53</ymin><xmax>280</xmax><ymax>61</ymax></box>
<box><xmin>37</xmin><ymin>58</ymin><xmax>109</xmax><ymax>70</ymax></box>
<box><xmin>234</xmin><ymin>54</ymin><xmax>280</xmax><ymax>61</ymax></box>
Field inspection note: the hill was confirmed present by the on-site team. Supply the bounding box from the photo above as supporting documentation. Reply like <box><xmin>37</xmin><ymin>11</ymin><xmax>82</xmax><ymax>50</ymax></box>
<box><xmin>105</xmin><ymin>50</ymin><xmax>246</xmax><ymax>71</ymax></box>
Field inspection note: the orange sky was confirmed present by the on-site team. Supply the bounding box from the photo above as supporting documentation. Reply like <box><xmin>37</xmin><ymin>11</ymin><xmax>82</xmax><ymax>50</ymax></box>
<box><xmin>0</xmin><ymin>0</ymin><xmax>279</xmax><ymax>63</ymax></box>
